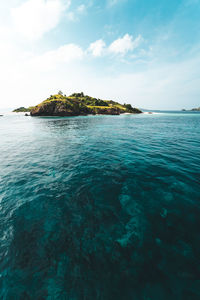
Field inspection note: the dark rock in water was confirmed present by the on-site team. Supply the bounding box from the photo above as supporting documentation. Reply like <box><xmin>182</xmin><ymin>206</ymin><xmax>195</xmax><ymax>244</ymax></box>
<box><xmin>30</xmin><ymin>93</ymin><xmax>142</xmax><ymax>117</ymax></box>
<box><xmin>0</xmin><ymin>115</ymin><xmax>3</xmax><ymax>117</ymax></box>
<box><xmin>25</xmin><ymin>113</ymin><xmax>29</xmax><ymax>116</ymax></box>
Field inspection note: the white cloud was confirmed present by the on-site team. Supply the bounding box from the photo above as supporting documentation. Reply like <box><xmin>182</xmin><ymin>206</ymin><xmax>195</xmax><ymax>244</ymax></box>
<box><xmin>11</xmin><ymin>0</ymin><xmax>69</xmax><ymax>40</ymax></box>
<box><xmin>106</xmin><ymin>0</ymin><xmax>126</xmax><ymax>7</ymax></box>
<box><xmin>67</xmin><ymin>11</ymin><xmax>76</xmax><ymax>21</ymax></box>
<box><xmin>1</xmin><ymin>16</ymin><xmax>199</xmax><ymax>112</ymax></box>
<box><xmin>109</xmin><ymin>34</ymin><xmax>143</xmax><ymax>55</ymax></box>
<box><xmin>31</xmin><ymin>44</ymin><xmax>84</xmax><ymax>70</ymax></box>
<box><xmin>88</xmin><ymin>39</ymin><xmax>106</xmax><ymax>57</ymax></box>
<box><xmin>77</xmin><ymin>4</ymin><xmax>86</xmax><ymax>13</ymax></box>
<box><xmin>107</xmin><ymin>0</ymin><xmax>119</xmax><ymax>7</ymax></box>
<box><xmin>88</xmin><ymin>35</ymin><xmax>143</xmax><ymax>57</ymax></box>
<box><xmin>67</xmin><ymin>3</ymin><xmax>87</xmax><ymax>21</ymax></box>
<box><xmin>1</xmin><ymin>43</ymin><xmax>200</xmax><ymax>111</ymax></box>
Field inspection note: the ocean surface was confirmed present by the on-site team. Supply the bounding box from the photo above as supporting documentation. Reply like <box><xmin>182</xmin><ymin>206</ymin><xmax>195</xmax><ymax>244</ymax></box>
<box><xmin>0</xmin><ymin>112</ymin><xmax>200</xmax><ymax>299</ymax></box>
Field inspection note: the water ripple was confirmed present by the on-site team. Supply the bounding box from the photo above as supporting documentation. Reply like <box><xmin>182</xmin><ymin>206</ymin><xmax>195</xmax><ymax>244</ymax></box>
<box><xmin>0</xmin><ymin>113</ymin><xmax>200</xmax><ymax>299</ymax></box>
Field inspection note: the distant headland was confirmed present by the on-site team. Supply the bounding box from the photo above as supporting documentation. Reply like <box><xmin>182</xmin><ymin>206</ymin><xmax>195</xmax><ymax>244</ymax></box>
<box><xmin>13</xmin><ymin>106</ymin><xmax>34</xmax><ymax>113</ymax></box>
<box><xmin>13</xmin><ymin>92</ymin><xmax>142</xmax><ymax>116</ymax></box>
<box><xmin>191</xmin><ymin>107</ymin><xmax>200</xmax><ymax>111</ymax></box>
<box><xmin>182</xmin><ymin>107</ymin><xmax>200</xmax><ymax>112</ymax></box>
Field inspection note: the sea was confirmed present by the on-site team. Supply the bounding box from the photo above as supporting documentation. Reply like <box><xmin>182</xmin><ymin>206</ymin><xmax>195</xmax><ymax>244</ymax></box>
<box><xmin>0</xmin><ymin>111</ymin><xmax>200</xmax><ymax>299</ymax></box>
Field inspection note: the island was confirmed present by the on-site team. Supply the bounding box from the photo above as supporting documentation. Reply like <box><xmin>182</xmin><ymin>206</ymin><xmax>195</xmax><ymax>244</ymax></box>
<box><xmin>182</xmin><ymin>107</ymin><xmax>200</xmax><ymax>112</ymax></box>
<box><xmin>191</xmin><ymin>107</ymin><xmax>200</xmax><ymax>111</ymax></box>
<box><xmin>30</xmin><ymin>92</ymin><xmax>142</xmax><ymax>116</ymax></box>
<box><xmin>13</xmin><ymin>106</ymin><xmax>34</xmax><ymax>113</ymax></box>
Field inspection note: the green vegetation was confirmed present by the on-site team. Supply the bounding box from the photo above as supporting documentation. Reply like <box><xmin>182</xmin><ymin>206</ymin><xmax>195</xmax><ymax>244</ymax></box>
<box><xmin>13</xmin><ymin>106</ymin><xmax>34</xmax><ymax>113</ymax></box>
<box><xmin>30</xmin><ymin>92</ymin><xmax>142</xmax><ymax>116</ymax></box>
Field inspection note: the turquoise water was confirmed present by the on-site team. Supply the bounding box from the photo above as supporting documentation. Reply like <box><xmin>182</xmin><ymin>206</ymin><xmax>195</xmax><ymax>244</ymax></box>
<box><xmin>0</xmin><ymin>112</ymin><xmax>200</xmax><ymax>299</ymax></box>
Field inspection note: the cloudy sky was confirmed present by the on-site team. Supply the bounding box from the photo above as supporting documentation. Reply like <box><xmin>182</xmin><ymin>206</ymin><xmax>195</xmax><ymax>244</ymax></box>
<box><xmin>0</xmin><ymin>0</ymin><xmax>200</xmax><ymax>110</ymax></box>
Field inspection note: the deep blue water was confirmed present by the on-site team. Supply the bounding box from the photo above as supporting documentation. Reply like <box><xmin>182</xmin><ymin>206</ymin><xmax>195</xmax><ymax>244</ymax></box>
<box><xmin>0</xmin><ymin>112</ymin><xmax>200</xmax><ymax>299</ymax></box>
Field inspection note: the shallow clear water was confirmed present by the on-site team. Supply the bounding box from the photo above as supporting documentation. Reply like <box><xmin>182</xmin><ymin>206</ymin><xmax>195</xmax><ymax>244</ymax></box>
<box><xmin>0</xmin><ymin>112</ymin><xmax>200</xmax><ymax>299</ymax></box>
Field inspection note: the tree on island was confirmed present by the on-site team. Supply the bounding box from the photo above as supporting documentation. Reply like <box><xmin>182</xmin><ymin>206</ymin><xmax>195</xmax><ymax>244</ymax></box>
<box><xmin>70</xmin><ymin>92</ymin><xmax>85</xmax><ymax>98</ymax></box>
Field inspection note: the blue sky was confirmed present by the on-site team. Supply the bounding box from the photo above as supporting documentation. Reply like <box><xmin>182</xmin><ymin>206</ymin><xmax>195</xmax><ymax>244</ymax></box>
<box><xmin>0</xmin><ymin>0</ymin><xmax>200</xmax><ymax>110</ymax></box>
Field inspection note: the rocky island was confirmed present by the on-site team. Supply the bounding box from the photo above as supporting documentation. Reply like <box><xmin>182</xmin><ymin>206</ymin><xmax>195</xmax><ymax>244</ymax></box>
<box><xmin>30</xmin><ymin>92</ymin><xmax>142</xmax><ymax>116</ymax></box>
<box><xmin>13</xmin><ymin>106</ymin><xmax>33</xmax><ymax>113</ymax></box>
<box><xmin>182</xmin><ymin>107</ymin><xmax>200</xmax><ymax>112</ymax></box>
<box><xmin>191</xmin><ymin>107</ymin><xmax>200</xmax><ymax>111</ymax></box>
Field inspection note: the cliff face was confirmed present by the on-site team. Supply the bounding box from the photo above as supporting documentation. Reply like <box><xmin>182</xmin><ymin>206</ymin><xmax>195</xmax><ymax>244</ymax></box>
<box><xmin>30</xmin><ymin>93</ymin><xmax>142</xmax><ymax>116</ymax></box>
<box><xmin>30</xmin><ymin>100</ymin><xmax>89</xmax><ymax>116</ymax></box>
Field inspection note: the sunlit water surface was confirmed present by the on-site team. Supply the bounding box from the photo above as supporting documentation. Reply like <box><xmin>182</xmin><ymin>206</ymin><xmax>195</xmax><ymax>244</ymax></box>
<box><xmin>0</xmin><ymin>112</ymin><xmax>200</xmax><ymax>299</ymax></box>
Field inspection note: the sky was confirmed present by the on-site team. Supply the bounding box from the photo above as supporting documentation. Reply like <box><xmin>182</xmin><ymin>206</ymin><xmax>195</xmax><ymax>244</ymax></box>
<box><xmin>0</xmin><ymin>0</ymin><xmax>200</xmax><ymax>110</ymax></box>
